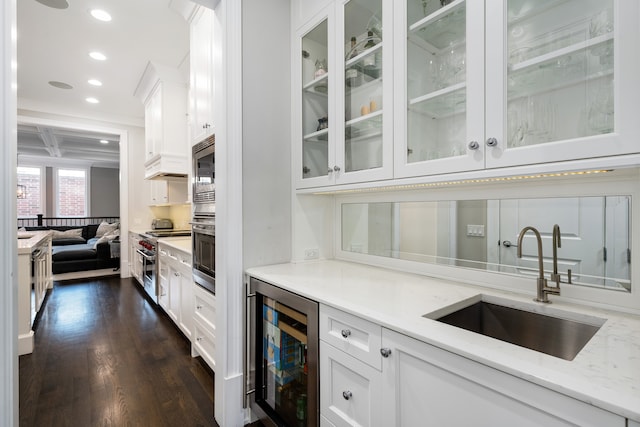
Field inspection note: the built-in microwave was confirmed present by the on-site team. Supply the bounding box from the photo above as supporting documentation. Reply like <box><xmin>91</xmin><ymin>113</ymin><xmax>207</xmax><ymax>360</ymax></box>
<box><xmin>193</xmin><ymin>135</ymin><xmax>215</xmax><ymax>216</ymax></box>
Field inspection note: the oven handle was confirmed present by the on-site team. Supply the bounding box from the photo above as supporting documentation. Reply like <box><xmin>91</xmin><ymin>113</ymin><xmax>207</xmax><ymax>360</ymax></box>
<box><xmin>136</xmin><ymin>248</ymin><xmax>156</xmax><ymax>261</ymax></box>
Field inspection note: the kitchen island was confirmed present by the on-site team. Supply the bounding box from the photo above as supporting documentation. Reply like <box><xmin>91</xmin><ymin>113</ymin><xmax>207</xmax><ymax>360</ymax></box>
<box><xmin>246</xmin><ymin>260</ymin><xmax>640</xmax><ymax>425</ymax></box>
<box><xmin>17</xmin><ymin>230</ymin><xmax>52</xmax><ymax>355</ymax></box>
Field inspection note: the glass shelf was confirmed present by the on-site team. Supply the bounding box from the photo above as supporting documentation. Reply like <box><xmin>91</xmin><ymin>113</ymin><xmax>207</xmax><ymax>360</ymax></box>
<box><xmin>345</xmin><ymin>42</ymin><xmax>383</xmax><ymax>67</ymax></box>
<box><xmin>510</xmin><ymin>33</ymin><xmax>613</xmax><ymax>73</ymax></box>
<box><xmin>346</xmin><ymin>110</ymin><xmax>382</xmax><ymax>142</ymax></box>
<box><xmin>507</xmin><ymin>0</ymin><xmax>572</xmax><ymax>25</ymax></box>
<box><xmin>409</xmin><ymin>86</ymin><xmax>466</xmax><ymax>119</ymax></box>
<box><xmin>508</xmin><ymin>41</ymin><xmax>614</xmax><ymax>100</ymax></box>
<box><xmin>303</xmin><ymin>73</ymin><xmax>329</xmax><ymax>95</ymax></box>
<box><xmin>408</xmin><ymin>0</ymin><xmax>465</xmax><ymax>51</ymax></box>
<box><xmin>303</xmin><ymin>128</ymin><xmax>329</xmax><ymax>142</ymax></box>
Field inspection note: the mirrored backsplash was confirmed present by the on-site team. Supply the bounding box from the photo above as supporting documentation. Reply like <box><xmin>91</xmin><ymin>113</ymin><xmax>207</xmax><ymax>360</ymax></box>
<box><xmin>341</xmin><ymin>196</ymin><xmax>631</xmax><ymax>292</ymax></box>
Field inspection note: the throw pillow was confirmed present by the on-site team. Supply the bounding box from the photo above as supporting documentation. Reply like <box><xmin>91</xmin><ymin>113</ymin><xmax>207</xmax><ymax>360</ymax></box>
<box><xmin>51</xmin><ymin>228</ymin><xmax>83</xmax><ymax>239</ymax></box>
<box><xmin>96</xmin><ymin>221</ymin><xmax>119</xmax><ymax>237</ymax></box>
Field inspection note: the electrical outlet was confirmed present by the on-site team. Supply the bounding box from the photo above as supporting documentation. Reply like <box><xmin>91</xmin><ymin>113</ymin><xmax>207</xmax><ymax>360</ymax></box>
<box><xmin>466</xmin><ymin>224</ymin><xmax>485</xmax><ymax>237</ymax></box>
<box><xmin>304</xmin><ymin>248</ymin><xmax>319</xmax><ymax>260</ymax></box>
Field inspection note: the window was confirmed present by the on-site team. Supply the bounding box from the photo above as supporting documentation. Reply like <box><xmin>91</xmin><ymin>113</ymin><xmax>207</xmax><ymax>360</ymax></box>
<box><xmin>17</xmin><ymin>166</ymin><xmax>43</xmax><ymax>217</ymax></box>
<box><xmin>56</xmin><ymin>168</ymin><xmax>88</xmax><ymax>217</ymax></box>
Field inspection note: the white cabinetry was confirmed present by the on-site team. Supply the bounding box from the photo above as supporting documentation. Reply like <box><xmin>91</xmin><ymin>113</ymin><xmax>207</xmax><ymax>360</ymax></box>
<box><xmin>136</xmin><ymin>62</ymin><xmax>189</xmax><ymax>179</ymax></box>
<box><xmin>295</xmin><ymin>0</ymin><xmax>640</xmax><ymax>190</ymax></box>
<box><xmin>129</xmin><ymin>232</ymin><xmax>143</xmax><ymax>285</ymax></box>
<box><xmin>380</xmin><ymin>328</ymin><xmax>624</xmax><ymax>427</ymax></box>
<box><xmin>146</xmin><ymin>179</ymin><xmax>188</xmax><ymax>206</ymax></box>
<box><xmin>295</xmin><ymin>0</ymin><xmax>394</xmax><ymax>189</ymax></box>
<box><xmin>157</xmin><ymin>242</ymin><xmax>194</xmax><ymax>340</ymax></box>
<box><xmin>189</xmin><ymin>6</ymin><xmax>215</xmax><ymax>145</ymax></box>
<box><xmin>318</xmin><ymin>304</ymin><xmax>625</xmax><ymax>426</ymax></box>
<box><xmin>319</xmin><ymin>305</ymin><xmax>383</xmax><ymax>426</ymax></box>
<box><xmin>192</xmin><ymin>283</ymin><xmax>216</xmax><ymax>371</ymax></box>
<box><xmin>394</xmin><ymin>0</ymin><xmax>640</xmax><ymax>178</ymax></box>
<box><xmin>628</xmin><ymin>420</ymin><xmax>640</xmax><ymax>427</ymax></box>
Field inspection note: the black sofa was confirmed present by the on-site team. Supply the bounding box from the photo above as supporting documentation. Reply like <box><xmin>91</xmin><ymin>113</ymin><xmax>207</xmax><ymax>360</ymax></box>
<box><xmin>25</xmin><ymin>224</ymin><xmax>120</xmax><ymax>274</ymax></box>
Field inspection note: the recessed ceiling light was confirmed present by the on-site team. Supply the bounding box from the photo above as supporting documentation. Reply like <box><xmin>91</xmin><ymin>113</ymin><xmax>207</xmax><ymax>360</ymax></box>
<box><xmin>100</xmin><ymin>139</ymin><xmax>109</xmax><ymax>144</ymax></box>
<box><xmin>48</xmin><ymin>81</ymin><xmax>73</xmax><ymax>89</ymax></box>
<box><xmin>88</xmin><ymin>79</ymin><xmax>102</xmax><ymax>86</ymax></box>
<box><xmin>35</xmin><ymin>0</ymin><xmax>69</xmax><ymax>9</ymax></box>
<box><xmin>90</xmin><ymin>9</ymin><xmax>112</xmax><ymax>22</ymax></box>
<box><xmin>89</xmin><ymin>52</ymin><xmax>107</xmax><ymax>61</ymax></box>
<box><xmin>86</xmin><ymin>97</ymin><xmax>99</xmax><ymax>104</ymax></box>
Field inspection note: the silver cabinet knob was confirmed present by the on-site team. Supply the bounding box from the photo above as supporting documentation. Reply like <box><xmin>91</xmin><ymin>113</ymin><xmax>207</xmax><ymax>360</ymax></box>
<box><xmin>333</xmin><ymin>165</ymin><xmax>341</xmax><ymax>172</ymax></box>
<box><xmin>342</xmin><ymin>391</ymin><xmax>352</xmax><ymax>400</ymax></box>
<box><xmin>486</xmin><ymin>137</ymin><xmax>498</xmax><ymax>147</ymax></box>
<box><xmin>327</xmin><ymin>168</ymin><xmax>333</xmax><ymax>174</ymax></box>
<box><xmin>380</xmin><ymin>348</ymin><xmax>392</xmax><ymax>358</ymax></box>
<box><xmin>468</xmin><ymin>141</ymin><xmax>479</xmax><ymax>150</ymax></box>
<box><xmin>341</xmin><ymin>329</ymin><xmax>351</xmax><ymax>339</ymax></box>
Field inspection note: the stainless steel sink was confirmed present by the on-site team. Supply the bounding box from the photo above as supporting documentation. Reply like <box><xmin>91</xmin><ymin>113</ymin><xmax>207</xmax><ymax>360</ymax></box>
<box><xmin>427</xmin><ymin>298</ymin><xmax>604</xmax><ymax>361</ymax></box>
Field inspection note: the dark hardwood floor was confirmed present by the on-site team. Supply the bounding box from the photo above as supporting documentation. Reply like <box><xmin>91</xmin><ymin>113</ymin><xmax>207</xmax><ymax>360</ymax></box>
<box><xmin>19</xmin><ymin>276</ymin><xmax>219</xmax><ymax>427</ymax></box>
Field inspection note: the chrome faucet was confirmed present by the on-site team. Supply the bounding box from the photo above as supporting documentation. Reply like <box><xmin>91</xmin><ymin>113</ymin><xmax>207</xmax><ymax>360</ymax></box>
<box><xmin>517</xmin><ymin>226</ymin><xmax>560</xmax><ymax>303</ymax></box>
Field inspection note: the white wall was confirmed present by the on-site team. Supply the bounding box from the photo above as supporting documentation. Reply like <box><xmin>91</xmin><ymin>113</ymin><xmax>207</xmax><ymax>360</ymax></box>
<box><xmin>1</xmin><ymin>1</ymin><xmax>18</xmax><ymax>425</ymax></box>
<box><xmin>90</xmin><ymin>167</ymin><xmax>120</xmax><ymax>216</ymax></box>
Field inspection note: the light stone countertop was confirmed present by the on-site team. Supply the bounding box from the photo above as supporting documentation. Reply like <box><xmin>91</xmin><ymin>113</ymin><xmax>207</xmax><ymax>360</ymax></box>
<box><xmin>17</xmin><ymin>230</ymin><xmax>51</xmax><ymax>255</ymax></box>
<box><xmin>246</xmin><ymin>260</ymin><xmax>640</xmax><ymax>422</ymax></box>
<box><xmin>157</xmin><ymin>237</ymin><xmax>191</xmax><ymax>255</ymax></box>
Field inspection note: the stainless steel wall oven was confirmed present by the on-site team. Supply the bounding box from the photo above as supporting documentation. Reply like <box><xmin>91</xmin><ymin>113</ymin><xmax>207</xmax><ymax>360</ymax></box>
<box><xmin>192</xmin><ymin>216</ymin><xmax>215</xmax><ymax>294</ymax></box>
<box><xmin>246</xmin><ymin>277</ymin><xmax>319</xmax><ymax>427</ymax></box>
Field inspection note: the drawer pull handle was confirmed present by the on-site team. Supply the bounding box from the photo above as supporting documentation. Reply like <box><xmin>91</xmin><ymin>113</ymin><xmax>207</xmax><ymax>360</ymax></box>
<box><xmin>342</xmin><ymin>391</ymin><xmax>352</xmax><ymax>400</ymax></box>
<box><xmin>197</xmin><ymin>337</ymin><xmax>203</xmax><ymax>342</ymax></box>
<box><xmin>380</xmin><ymin>348</ymin><xmax>392</xmax><ymax>358</ymax></box>
<box><xmin>341</xmin><ymin>329</ymin><xmax>351</xmax><ymax>339</ymax></box>
<box><xmin>196</xmin><ymin>305</ymin><xmax>203</xmax><ymax>310</ymax></box>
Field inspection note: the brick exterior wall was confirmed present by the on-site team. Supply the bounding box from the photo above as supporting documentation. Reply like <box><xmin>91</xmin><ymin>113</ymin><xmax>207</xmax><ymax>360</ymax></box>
<box><xmin>57</xmin><ymin>174</ymin><xmax>86</xmax><ymax>216</ymax></box>
<box><xmin>17</xmin><ymin>171</ymin><xmax>41</xmax><ymax>217</ymax></box>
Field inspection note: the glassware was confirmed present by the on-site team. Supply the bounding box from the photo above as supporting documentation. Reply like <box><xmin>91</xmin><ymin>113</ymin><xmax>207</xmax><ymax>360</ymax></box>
<box><xmin>314</xmin><ymin>59</ymin><xmax>327</xmax><ymax>78</ymax></box>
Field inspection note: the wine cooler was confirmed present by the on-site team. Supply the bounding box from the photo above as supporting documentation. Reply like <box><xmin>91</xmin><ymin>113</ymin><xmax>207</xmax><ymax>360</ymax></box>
<box><xmin>246</xmin><ymin>277</ymin><xmax>319</xmax><ymax>426</ymax></box>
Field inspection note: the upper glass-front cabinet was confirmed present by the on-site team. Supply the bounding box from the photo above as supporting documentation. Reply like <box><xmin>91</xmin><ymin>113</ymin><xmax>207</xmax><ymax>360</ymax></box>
<box><xmin>295</xmin><ymin>1</ymin><xmax>393</xmax><ymax>189</ymax></box>
<box><xmin>395</xmin><ymin>0</ymin><xmax>640</xmax><ymax>178</ymax></box>
<box><xmin>301</xmin><ymin>17</ymin><xmax>331</xmax><ymax>184</ymax></box>
<box><xmin>486</xmin><ymin>0</ymin><xmax>640</xmax><ymax>168</ymax></box>
<box><xmin>395</xmin><ymin>0</ymin><xmax>485</xmax><ymax>178</ymax></box>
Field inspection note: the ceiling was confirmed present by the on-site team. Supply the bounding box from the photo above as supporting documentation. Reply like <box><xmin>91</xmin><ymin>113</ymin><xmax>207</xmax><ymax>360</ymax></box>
<box><xmin>16</xmin><ymin>0</ymin><xmax>193</xmax><ymax>168</ymax></box>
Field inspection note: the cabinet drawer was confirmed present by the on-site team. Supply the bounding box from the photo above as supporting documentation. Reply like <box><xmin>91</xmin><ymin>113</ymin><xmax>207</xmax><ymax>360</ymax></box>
<box><xmin>193</xmin><ymin>319</ymin><xmax>216</xmax><ymax>371</ymax></box>
<box><xmin>320</xmin><ymin>305</ymin><xmax>381</xmax><ymax>370</ymax></box>
<box><xmin>194</xmin><ymin>285</ymin><xmax>216</xmax><ymax>331</ymax></box>
<box><xmin>320</xmin><ymin>341</ymin><xmax>382</xmax><ymax>427</ymax></box>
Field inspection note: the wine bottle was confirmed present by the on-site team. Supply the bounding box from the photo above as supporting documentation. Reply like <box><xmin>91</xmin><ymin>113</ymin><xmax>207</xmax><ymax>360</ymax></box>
<box><xmin>363</xmin><ymin>30</ymin><xmax>379</xmax><ymax>79</ymax></box>
<box><xmin>345</xmin><ymin>36</ymin><xmax>362</xmax><ymax>88</ymax></box>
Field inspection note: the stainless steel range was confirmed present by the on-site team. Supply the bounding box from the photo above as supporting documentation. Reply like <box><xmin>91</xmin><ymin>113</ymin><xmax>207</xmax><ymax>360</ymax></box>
<box><xmin>136</xmin><ymin>229</ymin><xmax>191</xmax><ymax>303</ymax></box>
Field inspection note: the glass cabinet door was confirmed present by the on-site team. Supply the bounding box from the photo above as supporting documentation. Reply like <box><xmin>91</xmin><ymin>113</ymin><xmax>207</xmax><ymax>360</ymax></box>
<box><xmin>338</xmin><ymin>0</ymin><xmax>392</xmax><ymax>183</ymax></box>
<box><xmin>395</xmin><ymin>0</ymin><xmax>484</xmax><ymax>178</ymax></box>
<box><xmin>486</xmin><ymin>0</ymin><xmax>640</xmax><ymax>168</ymax></box>
<box><xmin>407</xmin><ymin>0</ymin><xmax>467</xmax><ymax>162</ymax></box>
<box><xmin>506</xmin><ymin>0</ymin><xmax>614</xmax><ymax>147</ymax></box>
<box><xmin>301</xmin><ymin>18</ymin><xmax>330</xmax><ymax>183</ymax></box>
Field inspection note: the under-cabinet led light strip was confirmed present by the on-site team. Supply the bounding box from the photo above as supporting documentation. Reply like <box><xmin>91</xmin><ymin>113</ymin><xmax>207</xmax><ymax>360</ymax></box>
<box><xmin>313</xmin><ymin>169</ymin><xmax>613</xmax><ymax>195</ymax></box>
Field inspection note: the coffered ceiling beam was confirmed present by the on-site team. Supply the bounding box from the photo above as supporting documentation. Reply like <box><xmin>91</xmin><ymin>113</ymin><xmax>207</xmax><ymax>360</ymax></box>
<box><xmin>37</xmin><ymin>126</ymin><xmax>62</xmax><ymax>157</ymax></box>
